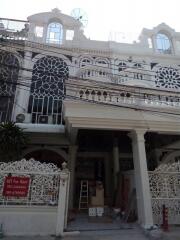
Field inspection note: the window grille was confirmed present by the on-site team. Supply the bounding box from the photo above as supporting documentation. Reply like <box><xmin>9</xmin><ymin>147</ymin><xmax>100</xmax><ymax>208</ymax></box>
<box><xmin>0</xmin><ymin>51</ymin><xmax>19</xmax><ymax>122</ymax></box>
<box><xmin>28</xmin><ymin>56</ymin><xmax>69</xmax><ymax>124</ymax></box>
<box><xmin>46</xmin><ymin>22</ymin><xmax>63</xmax><ymax>44</ymax></box>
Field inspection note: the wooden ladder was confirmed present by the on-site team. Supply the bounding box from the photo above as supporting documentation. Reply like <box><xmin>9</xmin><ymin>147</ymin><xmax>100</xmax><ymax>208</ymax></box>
<box><xmin>79</xmin><ymin>180</ymin><xmax>89</xmax><ymax>210</ymax></box>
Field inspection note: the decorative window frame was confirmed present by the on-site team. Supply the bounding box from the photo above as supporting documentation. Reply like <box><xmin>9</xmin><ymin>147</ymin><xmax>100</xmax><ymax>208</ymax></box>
<box><xmin>0</xmin><ymin>49</ymin><xmax>22</xmax><ymax>122</ymax></box>
<box><xmin>153</xmin><ymin>63</ymin><xmax>180</xmax><ymax>90</ymax></box>
<box><xmin>79</xmin><ymin>56</ymin><xmax>94</xmax><ymax>68</ymax></box>
<box><xmin>95</xmin><ymin>57</ymin><xmax>110</xmax><ymax>68</ymax></box>
<box><xmin>28</xmin><ymin>55</ymin><xmax>69</xmax><ymax>124</ymax></box>
<box><xmin>154</xmin><ymin>31</ymin><xmax>173</xmax><ymax>54</ymax></box>
<box><xmin>46</xmin><ymin>20</ymin><xmax>64</xmax><ymax>45</ymax></box>
<box><xmin>139</xmin><ymin>23</ymin><xmax>180</xmax><ymax>55</ymax></box>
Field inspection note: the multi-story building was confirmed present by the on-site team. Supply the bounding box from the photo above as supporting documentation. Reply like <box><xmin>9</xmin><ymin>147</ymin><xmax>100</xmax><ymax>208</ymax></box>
<box><xmin>1</xmin><ymin>8</ymin><xmax>180</xmax><ymax>229</ymax></box>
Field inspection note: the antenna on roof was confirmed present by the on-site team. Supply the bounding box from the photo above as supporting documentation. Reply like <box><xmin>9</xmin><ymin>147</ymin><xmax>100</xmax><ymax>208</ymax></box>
<box><xmin>70</xmin><ymin>8</ymin><xmax>88</xmax><ymax>28</ymax></box>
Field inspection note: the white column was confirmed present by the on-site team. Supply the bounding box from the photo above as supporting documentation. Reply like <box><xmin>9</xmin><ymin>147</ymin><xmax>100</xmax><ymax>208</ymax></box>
<box><xmin>56</xmin><ymin>168</ymin><xmax>70</xmax><ymax>236</ymax></box>
<box><xmin>129</xmin><ymin>129</ymin><xmax>153</xmax><ymax>229</ymax></box>
<box><xmin>113</xmin><ymin>138</ymin><xmax>119</xmax><ymax>190</ymax></box>
<box><xmin>68</xmin><ymin>145</ymin><xmax>78</xmax><ymax>209</ymax></box>
<box><xmin>12</xmin><ymin>51</ymin><xmax>32</xmax><ymax>121</ymax></box>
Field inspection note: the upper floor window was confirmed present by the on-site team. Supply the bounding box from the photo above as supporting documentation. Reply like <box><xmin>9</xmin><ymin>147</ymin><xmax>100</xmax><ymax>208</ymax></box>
<box><xmin>95</xmin><ymin>58</ymin><xmax>109</xmax><ymax>67</ymax></box>
<box><xmin>80</xmin><ymin>58</ymin><xmax>92</xmax><ymax>67</ymax></box>
<box><xmin>118</xmin><ymin>61</ymin><xmax>127</xmax><ymax>72</ymax></box>
<box><xmin>156</xmin><ymin>33</ymin><xmax>172</xmax><ymax>54</ymax></box>
<box><xmin>46</xmin><ymin>22</ymin><xmax>63</xmax><ymax>44</ymax></box>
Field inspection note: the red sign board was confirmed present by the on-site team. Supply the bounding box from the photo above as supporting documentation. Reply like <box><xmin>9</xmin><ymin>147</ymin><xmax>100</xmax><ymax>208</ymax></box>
<box><xmin>3</xmin><ymin>176</ymin><xmax>30</xmax><ymax>197</ymax></box>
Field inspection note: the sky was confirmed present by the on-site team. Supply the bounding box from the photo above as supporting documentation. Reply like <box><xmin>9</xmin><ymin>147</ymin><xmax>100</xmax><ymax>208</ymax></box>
<box><xmin>1</xmin><ymin>0</ymin><xmax>180</xmax><ymax>42</ymax></box>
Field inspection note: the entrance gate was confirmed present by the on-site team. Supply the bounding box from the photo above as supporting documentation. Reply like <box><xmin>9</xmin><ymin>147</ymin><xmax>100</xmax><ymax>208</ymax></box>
<box><xmin>149</xmin><ymin>161</ymin><xmax>180</xmax><ymax>224</ymax></box>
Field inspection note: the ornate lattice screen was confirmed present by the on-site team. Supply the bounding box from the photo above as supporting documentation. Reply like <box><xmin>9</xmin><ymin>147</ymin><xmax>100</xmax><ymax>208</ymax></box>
<box><xmin>28</xmin><ymin>56</ymin><xmax>69</xmax><ymax>124</ymax></box>
<box><xmin>149</xmin><ymin>161</ymin><xmax>180</xmax><ymax>224</ymax></box>
<box><xmin>0</xmin><ymin>51</ymin><xmax>19</xmax><ymax>122</ymax></box>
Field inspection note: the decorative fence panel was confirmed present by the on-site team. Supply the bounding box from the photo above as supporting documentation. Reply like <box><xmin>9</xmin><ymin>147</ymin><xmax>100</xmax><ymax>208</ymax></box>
<box><xmin>0</xmin><ymin>158</ymin><xmax>70</xmax><ymax>236</ymax></box>
<box><xmin>0</xmin><ymin>158</ymin><xmax>62</xmax><ymax>206</ymax></box>
<box><xmin>149</xmin><ymin>161</ymin><xmax>180</xmax><ymax>224</ymax></box>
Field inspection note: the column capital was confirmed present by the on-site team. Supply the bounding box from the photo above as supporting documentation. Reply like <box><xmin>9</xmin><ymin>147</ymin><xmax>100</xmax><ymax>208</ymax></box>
<box><xmin>128</xmin><ymin>129</ymin><xmax>147</xmax><ymax>142</ymax></box>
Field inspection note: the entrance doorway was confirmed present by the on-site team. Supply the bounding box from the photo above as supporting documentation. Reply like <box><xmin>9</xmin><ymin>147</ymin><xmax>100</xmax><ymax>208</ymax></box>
<box><xmin>68</xmin><ymin>129</ymin><xmax>138</xmax><ymax>230</ymax></box>
<box><xmin>75</xmin><ymin>157</ymin><xmax>105</xmax><ymax>208</ymax></box>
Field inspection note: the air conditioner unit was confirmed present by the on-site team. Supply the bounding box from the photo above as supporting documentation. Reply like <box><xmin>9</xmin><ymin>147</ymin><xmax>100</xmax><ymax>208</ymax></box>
<box><xmin>16</xmin><ymin>113</ymin><xmax>31</xmax><ymax>123</ymax></box>
<box><xmin>38</xmin><ymin>115</ymin><xmax>53</xmax><ymax>124</ymax></box>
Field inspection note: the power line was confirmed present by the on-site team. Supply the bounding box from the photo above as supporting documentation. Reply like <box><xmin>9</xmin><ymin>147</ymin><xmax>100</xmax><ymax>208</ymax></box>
<box><xmin>2</xmin><ymin>74</ymin><xmax>180</xmax><ymax>108</ymax></box>
<box><xmin>65</xmin><ymin>94</ymin><xmax>180</xmax><ymax>117</ymax></box>
<box><xmin>0</xmin><ymin>34</ymin><xmax>177</xmax><ymax>71</ymax></box>
<box><xmin>2</xmin><ymin>81</ymin><xmax>180</xmax><ymax>123</ymax></box>
<box><xmin>0</xmin><ymin>55</ymin><xmax>180</xmax><ymax>97</ymax></box>
<box><xmin>66</xmin><ymin>95</ymin><xmax>180</xmax><ymax>120</ymax></box>
<box><xmin>1</xmin><ymin>38</ymin><xmax>180</xmax><ymax>98</ymax></box>
<box><xmin>0</xmin><ymin>44</ymin><xmax>180</xmax><ymax>104</ymax></box>
<box><xmin>0</xmin><ymin>42</ymin><xmax>157</xmax><ymax>81</ymax></box>
<box><xmin>0</xmin><ymin>36</ymin><xmax>177</xmax><ymax>77</ymax></box>
<box><xmin>1</xmin><ymin>39</ymin><xmax>180</xmax><ymax>119</ymax></box>
<box><xmin>1</xmin><ymin>54</ymin><xmax>179</xmax><ymax>101</ymax></box>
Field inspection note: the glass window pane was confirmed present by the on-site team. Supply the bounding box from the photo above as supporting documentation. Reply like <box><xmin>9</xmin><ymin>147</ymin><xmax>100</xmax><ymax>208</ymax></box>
<box><xmin>46</xmin><ymin>22</ymin><xmax>63</xmax><ymax>44</ymax></box>
<box><xmin>156</xmin><ymin>33</ymin><xmax>172</xmax><ymax>54</ymax></box>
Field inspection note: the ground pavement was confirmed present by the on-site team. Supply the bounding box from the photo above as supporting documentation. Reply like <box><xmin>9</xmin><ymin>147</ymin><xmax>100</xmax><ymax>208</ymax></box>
<box><xmin>3</xmin><ymin>226</ymin><xmax>180</xmax><ymax>240</ymax></box>
<box><xmin>2</xmin><ymin>228</ymin><xmax>149</xmax><ymax>240</ymax></box>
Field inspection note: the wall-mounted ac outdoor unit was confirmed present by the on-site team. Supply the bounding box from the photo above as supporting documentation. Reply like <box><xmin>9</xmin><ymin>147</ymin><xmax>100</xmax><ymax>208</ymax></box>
<box><xmin>16</xmin><ymin>113</ymin><xmax>31</xmax><ymax>123</ymax></box>
<box><xmin>38</xmin><ymin>115</ymin><xmax>53</xmax><ymax>124</ymax></box>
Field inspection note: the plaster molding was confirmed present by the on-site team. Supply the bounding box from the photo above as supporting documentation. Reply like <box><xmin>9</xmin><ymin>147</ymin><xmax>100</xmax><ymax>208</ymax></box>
<box><xmin>160</xmin><ymin>149</ymin><xmax>180</xmax><ymax>164</ymax></box>
<box><xmin>22</xmin><ymin>146</ymin><xmax>68</xmax><ymax>161</ymax></box>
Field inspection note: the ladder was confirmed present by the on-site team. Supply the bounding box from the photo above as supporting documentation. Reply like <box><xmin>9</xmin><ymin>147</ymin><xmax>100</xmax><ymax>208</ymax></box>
<box><xmin>79</xmin><ymin>180</ymin><xmax>89</xmax><ymax>210</ymax></box>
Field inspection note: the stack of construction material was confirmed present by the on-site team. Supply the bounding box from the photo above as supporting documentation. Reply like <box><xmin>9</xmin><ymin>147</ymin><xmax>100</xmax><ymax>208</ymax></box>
<box><xmin>91</xmin><ymin>181</ymin><xmax>104</xmax><ymax>206</ymax></box>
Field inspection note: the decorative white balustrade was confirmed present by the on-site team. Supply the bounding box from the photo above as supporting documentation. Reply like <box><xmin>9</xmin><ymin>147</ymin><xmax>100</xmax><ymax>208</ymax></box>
<box><xmin>149</xmin><ymin>161</ymin><xmax>180</xmax><ymax>224</ymax></box>
<box><xmin>80</xmin><ymin>69</ymin><xmax>110</xmax><ymax>79</ymax></box>
<box><xmin>66</xmin><ymin>82</ymin><xmax>180</xmax><ymax>111</ymax></box>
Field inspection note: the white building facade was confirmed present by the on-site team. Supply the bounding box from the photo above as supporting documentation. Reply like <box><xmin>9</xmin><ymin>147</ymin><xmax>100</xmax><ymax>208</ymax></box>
<box><xmin>1</xmin><ymin>8</ymin><xmax>180</xmax><ymax>230</ymax></box>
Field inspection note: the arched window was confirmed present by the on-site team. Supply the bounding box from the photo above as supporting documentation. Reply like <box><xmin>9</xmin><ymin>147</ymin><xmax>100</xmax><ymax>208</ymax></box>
<box><xmin>156</xmin><ymin>33</ymin><xmax>172</xmax><ymax>54</ymax></box>
<box><xmin>28</xmin><ymin>56</ymin><xmax>69</xmax><ymax>124</ymax></box>
<box><xmin>133</xmin><ymin>63</ymin><xmax>142</xmax><ymax>68</ymax></box>
<box><xmin>95</xmin><ymin>58</ymin><xmax>109</xmax><ymax>67</ymax></box>
<box><xmin>46</xmin><ymin>22</ymin><xmax>63</xmax><ymax>44</ymax></box>
<box><xmin>0</xmin><ymin>51</ymin><xmax>19</xmax><ymax>122</ymax></box>
<box><xmin>80</xmin><ymin>58</ymin><xmax>92</xmax><ymax>67</ymax></box>
<box><xmin>118</xmin><ymin>61</ymin><xmax>127</xmax><ymax>72</ymax></box>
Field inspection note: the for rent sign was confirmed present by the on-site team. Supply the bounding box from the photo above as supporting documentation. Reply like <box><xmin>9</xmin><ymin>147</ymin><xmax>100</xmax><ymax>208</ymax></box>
<box><xmin>3</xmin><ymin>176</ymin><xmax>30</xmax><ymax>197</ymax></box>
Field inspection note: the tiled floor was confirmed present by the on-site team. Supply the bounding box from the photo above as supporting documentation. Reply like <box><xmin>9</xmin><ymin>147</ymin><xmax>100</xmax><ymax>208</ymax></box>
<box><xmin>67</xmin><ymin>213</ymin><xmax>135</xmax><ymax>231</ymax></box>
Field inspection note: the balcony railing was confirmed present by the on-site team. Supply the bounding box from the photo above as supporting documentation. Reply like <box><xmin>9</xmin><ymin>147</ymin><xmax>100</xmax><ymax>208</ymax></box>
<box><xmin>65</xmin><ymin>78</ymin><xmax>180</xmax><ymax>113</ymax></box>
<box><xmin>0</xmin><ymin>18</ymin><xmax>29</xmax><ymax>40</ymax></box>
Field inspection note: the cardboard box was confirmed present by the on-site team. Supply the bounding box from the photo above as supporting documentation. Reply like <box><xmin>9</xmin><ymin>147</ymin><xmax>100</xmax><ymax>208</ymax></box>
<box><xmin>91</xmin><ymin>196</ymin><xmax>104</xmax><ymax>206</ymax></box>
<box><xmin>96</xmin><ymin>189</ymin><xmax>104</xmax><ymax>199</ymax></box>
<box><xmin>91</xmin><ymin>187</ymin><xmax>104</xmax><ymax>206</ymax></box>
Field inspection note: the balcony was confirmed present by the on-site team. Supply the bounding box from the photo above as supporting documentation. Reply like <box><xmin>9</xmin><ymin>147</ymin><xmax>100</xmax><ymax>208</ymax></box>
<box><xmin>65</xmin><ymin>78</ymin><xmax>180</xmax><ymax>114</ymax></box>
<box><xmin>0</xmin><ymin>18</ymin><xmax>29</xmax><ymax>41</ymax></box>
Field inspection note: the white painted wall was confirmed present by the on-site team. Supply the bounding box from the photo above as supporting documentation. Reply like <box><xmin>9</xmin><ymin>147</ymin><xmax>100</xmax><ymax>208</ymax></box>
<box><xmin>0</xmin><ymin>206</ymin><xmax>57</xmax><ymax>236</ymax></box>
